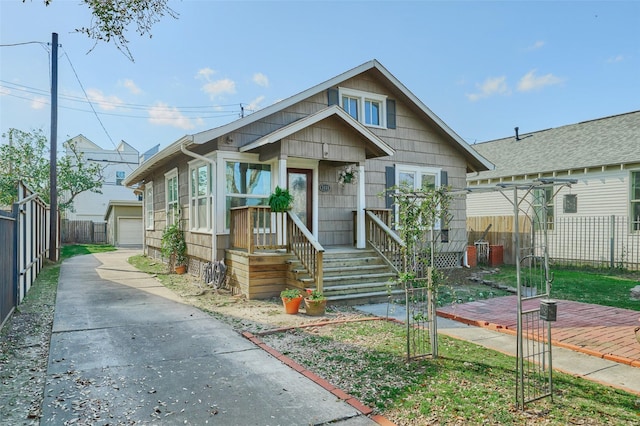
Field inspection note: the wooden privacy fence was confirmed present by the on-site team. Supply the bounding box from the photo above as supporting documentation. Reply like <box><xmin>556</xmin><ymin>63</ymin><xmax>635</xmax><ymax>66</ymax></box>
<box><xmin>468</xmin><ymin>215</ymin><xmax>640</xmax><ymax>270</ymax></box>
<box><xmin>0</xmin><ymin>182</ymin><xmax>55</xmax><ymax>328</ymax></box>
<box><xmin>61</xmin><ymin>220</ymin><xmax>106</xmax><ymax>244</ymax></box>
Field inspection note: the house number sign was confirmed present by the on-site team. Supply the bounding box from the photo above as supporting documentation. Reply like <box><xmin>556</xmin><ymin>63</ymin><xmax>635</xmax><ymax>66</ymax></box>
<box><xmin>319</xmin><ymin>184</ymin><xmax>331</xmax><ymax>192</ymax></box>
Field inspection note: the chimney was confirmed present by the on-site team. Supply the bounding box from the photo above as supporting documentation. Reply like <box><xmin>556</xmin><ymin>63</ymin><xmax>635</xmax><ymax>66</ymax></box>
<box><xmin>515</xmin><ymin>127</ymin><xmax>520</xmax><ymax>141</ymax></box>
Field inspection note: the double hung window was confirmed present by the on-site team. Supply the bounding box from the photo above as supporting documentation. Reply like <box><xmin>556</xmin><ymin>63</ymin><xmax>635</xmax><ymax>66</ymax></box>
<box><xmin>533</xmin><ymin>187</ymin><xmax>554</xmax><ymax>230</ymax></box>
<box><xmin>190</xmin><ymin>164</ymin><xmax>211</xmax><ymax>231</ymax></box>
<box><xmin>165</xmin><ymin>169</ymin><xmax>179</xmax><ymax>226</ymax></box>
<box><xmin>145</xmin><ymin>182</ymin><xmax>153</xmax><ymax>230</ymax></box>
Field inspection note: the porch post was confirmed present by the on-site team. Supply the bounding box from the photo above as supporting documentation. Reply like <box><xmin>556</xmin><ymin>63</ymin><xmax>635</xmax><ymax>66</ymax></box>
<box><xmin>356</xmin><ymin>164</ymin><xmax>366</xmax><ymax>248</ymax></box>
<box><xmin>278</xmin><ymin>157</ymin><xmax>287</xmax><ymax>188</ymax></box>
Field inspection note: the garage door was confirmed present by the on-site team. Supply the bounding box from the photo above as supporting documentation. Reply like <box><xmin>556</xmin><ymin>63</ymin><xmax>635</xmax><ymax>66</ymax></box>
<box><xmin>118</xmin><ymin>218</ymin><xmax>142</xmax><ymax>246</ymax></box>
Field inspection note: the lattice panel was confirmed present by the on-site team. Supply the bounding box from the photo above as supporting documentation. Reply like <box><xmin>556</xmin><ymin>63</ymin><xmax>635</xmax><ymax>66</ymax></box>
<box><xmin>435</xmin><ymin>252</ymin><xmax>462</xmax><ymax>269</ymax></box>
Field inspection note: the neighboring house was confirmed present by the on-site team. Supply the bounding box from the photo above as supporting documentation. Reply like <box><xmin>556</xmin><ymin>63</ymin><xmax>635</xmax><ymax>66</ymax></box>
<box><xmin>64</xmin><ymin>135</ymin><xmax>141</xmax><ymax>221</ymax></box>
<box><xmin>104</xmin><ymin>200</ymin><xmax>143</xmax><ymax>247</ymax></box>
<box><xmin>467</xmin><ymin>111</ymin><xmax>640</xmax><ymax>267</ymax></box>
<box><xmin>124</xmin><ymin>60</ymin><xmax>492</xmax><ymax>301</ymax></box>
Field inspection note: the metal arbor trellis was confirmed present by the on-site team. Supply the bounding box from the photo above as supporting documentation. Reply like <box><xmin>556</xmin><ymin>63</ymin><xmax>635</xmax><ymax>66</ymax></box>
<box><xmin>390</xmin><ymin>186</ymin><xmax>464</xmax><ymax>362</ymax></box>
<box><xmin>472</xmin><ymin>178</ymin><xmax>576</xmax><ymax>409</ymax></box>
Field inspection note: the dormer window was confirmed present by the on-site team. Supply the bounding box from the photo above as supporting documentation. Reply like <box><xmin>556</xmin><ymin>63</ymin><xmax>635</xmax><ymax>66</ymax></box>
<box><xmin>338</xmin><ymin>88</ymin><xmax>387</xmax><ymax>128</ymax></box>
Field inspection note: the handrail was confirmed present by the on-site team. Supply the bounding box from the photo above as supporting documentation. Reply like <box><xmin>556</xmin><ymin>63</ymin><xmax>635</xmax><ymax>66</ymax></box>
<box><xmin>365</xmin><ymin>210</ymin><xmax>404</xmax><ymax>274</ymax></box>
<box><xmin>229</xmin><ymin>206</ymin><xmax>287</xmax><ymax>254</ymax></box>
<box><xmin>287</xmin><ymin>211</ymin><xmax>324</xmax><ymax>293</ymax></box>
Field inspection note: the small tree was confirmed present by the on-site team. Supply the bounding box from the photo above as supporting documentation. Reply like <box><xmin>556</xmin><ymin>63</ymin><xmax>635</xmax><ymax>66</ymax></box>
<box><xmin>391</xmin><ymin>184</ymin><xmax>452</xmax><ymax>360</ymax></box>
<box><xmin>0</xmin><ymin>128</ymin><xmax>104</xmax><ymax>211</ymax></box>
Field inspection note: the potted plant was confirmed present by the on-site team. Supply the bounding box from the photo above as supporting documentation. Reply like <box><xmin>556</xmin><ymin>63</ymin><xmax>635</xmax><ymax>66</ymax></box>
<box><xmin>268</xmin><ymin>186</ymin><xmax>293</xmax><ymax>212</ymax></box>
<box><xmin>280</xmin><ymin>288</ymin><xmax>303</xmax><ymax>314</ymax></box>
<box><xmin>161</xmin><ymin>223</ymin><xmax>187</xmax><ymax>274</ymax></box>
<box><xmin>304</xmin><ymin>289</ymin><xmax>327</xmax><ymax>316</ymax></box>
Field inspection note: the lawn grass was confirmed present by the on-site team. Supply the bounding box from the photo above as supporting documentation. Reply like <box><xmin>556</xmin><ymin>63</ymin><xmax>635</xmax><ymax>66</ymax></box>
<box><xmin>490</xmin><ymin>265</ymin><xmax>640</xmax><ymax>311</ymax></box>
<box><xmin>60</xmin><ymin>243</ymin><xmax>116</xmax><ymax>260</ymax></box>
<box><xmin>264</xmin><ymin>320</ymin><xmax>640</xmax><ymax>425</ymax></box>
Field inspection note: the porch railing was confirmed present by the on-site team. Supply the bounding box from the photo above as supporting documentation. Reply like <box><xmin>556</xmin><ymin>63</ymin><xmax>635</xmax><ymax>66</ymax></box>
<box><xmin>365</xmin><ymin>209</ymin><xmax>404</xmax><ymax>274</ymax></box>
<box><xmin>287</xmin><ymin>212</ymin><xmax>324</xmax><ymax>293</ymax></box>
<box><xmin>229</xmin><ymin>205</ymin><xmax>325</xmax><ymax>291</ymax></box>
<box><xmin>229</xmin><ymin>206</ymin><xmax>287</xmax><ymax>253</ymax></box>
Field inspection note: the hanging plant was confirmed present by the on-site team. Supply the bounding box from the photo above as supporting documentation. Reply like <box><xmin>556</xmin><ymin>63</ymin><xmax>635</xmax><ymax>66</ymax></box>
<box><xmin>268</xmin><ymin>186</ymin><xmax>293</xmax><ymax>212</ymax></box>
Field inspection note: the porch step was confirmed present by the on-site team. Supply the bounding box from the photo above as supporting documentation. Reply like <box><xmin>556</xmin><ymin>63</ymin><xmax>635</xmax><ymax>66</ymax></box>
<box><xmin>288</xmin><ymin>246</ymin><xmax>400</xmax><ymax>305</ymax></box>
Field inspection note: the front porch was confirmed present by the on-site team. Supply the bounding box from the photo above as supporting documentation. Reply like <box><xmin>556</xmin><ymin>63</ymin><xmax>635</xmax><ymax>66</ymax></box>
<box><xmin>225</xmin><ymin>206</ymin><xmax>404</xmax><ymax>303</ymax></box>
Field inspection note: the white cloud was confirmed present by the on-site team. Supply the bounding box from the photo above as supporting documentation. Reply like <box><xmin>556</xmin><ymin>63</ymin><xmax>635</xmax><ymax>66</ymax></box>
<box><xmin>31</xmin><ymin>96</ymin><xmax>48</xmax><ymax>110</ymax></box>
<box><xmin>466</xmin><ymin>76</ymin><xmax>510</xmax><ymax>101</ymax></box>
<box><xmin>517</xmin><ymin>69</ymin><xmax>563</xmax><ymax>92</ymax></box>
<box><xmin>86</xmin><ymin>88</ymin><xmax>123</xmax><ymax>111</ymax></box>
<box><xmin>122</xmin><ymin>79</ymin><xmax>142</xmax><ymax>94</ymax></box>
<box><xmin>202</xmin><ymin>78</ymin><xmax>236</xmax><ymax>99</ymax></box>
<box><xmin>253</xmin><ymin>72</ymin><xmax>269</xmax><ymax>87</ymax></box>
<box><xmin>527</xmin><ymin>40</ymin><xmax>545</xmax><ymax>50</ymax></box>
<box><xmin>245</xmin><ymin>95</ymin><xmax>265</xmax><ymax>112</ymax></box>
<box><xmin>607</xmin><ymin>54</ymin><xmax>625</xmax><ymax>63</ymax></box>
<box><xmin>196</xmin><ymin>67</ymin><xmax>216</xmax><ymax>80</ymax></box>
<box><xmin>148</xmin><ymin>102</ymin><xmax>195</xmax><ymax>130</ymax></box>
<box><xmin>0</xmin><ymin>86</ymin><xmax>10</xmax><ymax>96</ymax></box>
<box><xmin>195</xmin><ymin>68</ymin><xmax>236</xmax><ymax>100</ymax></box>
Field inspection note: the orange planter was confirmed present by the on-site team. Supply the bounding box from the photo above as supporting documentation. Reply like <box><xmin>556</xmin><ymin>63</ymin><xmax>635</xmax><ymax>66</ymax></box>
<box><xmin>282</xmin><ymin>296</ymin><xmax>303</xmax><ymax>314</ymax></box>
<box><xmin>175</xmin><ymin>265</ymin><xmax>187</xmax><ymax>275</ymax></box>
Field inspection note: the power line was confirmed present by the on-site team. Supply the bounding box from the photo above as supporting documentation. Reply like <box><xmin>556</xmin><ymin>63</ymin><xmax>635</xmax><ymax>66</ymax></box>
<box><xmin>61</xmin><ymin>48</ymin><xmax>125</xmax><ymax>162</ymax></box>
<box><xmin>0</xmin><ymin>41</ymin><xmax>47</xmax><ymax>47</ymax></box>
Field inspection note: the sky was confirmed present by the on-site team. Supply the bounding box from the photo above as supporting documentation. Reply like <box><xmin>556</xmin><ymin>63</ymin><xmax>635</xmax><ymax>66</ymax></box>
<box><xmin>1</xmin><ymin>0</ymin><xmax>639</xmax><ymax>157</ymax></box>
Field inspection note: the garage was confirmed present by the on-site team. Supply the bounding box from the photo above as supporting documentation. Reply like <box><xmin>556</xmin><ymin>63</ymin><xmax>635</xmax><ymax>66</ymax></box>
<box><xmin>104</xmin><ymin>200</ymin><xmax>143</xmax><ymax>247</ymax></box>
<box><xmin>118</xmin><ymin>218</ymin><xmax>143</xmax><ymax>246</ymax></box>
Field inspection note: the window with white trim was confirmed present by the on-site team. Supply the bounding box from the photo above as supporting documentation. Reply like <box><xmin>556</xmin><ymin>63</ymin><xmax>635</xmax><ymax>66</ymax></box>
<box><xmin>631</xmin><ymin>171</ymin><xmax>640</xmax><ymax>231</ymax></box>
<box><xmin>338</xmin><ymin>88</ymin><xmax>387</xmax><ymax>128</ymax></box>
<box><xmin>145</xmin><ymin>181</ymin><xmax>154</xmax><ymax>230</ymax></box>
<box><xmin>395</xmin><ymin>165</ymin><xmax>442</xmax><ymax>229</ymax></box>
<box><xmin>165</xmin><ymin>169</ymin><xmax>179</xmax><ymax>226</ymax></box>
<box><xmin>190</xmin><ymin>163</ymin><xmax>211</xmax><ymax>231</ymax></box>
<box><xmin>225</xmin><ymin>161</ymin><xmax>271</xmax><ymax>229</ymax></box>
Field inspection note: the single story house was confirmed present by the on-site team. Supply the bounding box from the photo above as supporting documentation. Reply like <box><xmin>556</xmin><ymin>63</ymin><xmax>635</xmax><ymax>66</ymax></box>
<box><xmin>124</xmin><ymin>60</ymin><xmax>492</xmax><ymax>301</ymax></box>
<box><xmin>104</xmin><ymin>200</ymin><xmax>143</xmax><ymax>247</ymax></box>
<box><xmin>467</xmin><ymin>110</ymin><xmax>640</xmax><ymax>268</ymax></box>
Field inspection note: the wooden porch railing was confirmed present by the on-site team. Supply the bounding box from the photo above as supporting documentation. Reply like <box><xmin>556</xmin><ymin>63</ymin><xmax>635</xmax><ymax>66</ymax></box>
<box><xmin>229</xmin><ymin>205</ymin><xmax>325</xmax><ymax>291</ymax></box>
<box><xmin>287</xmin><ymin>212</ymin><xmax>324</xmax><ymax>293</ymax></box>
<box><xmin>229</xmin><ymin>206</ymin><xmax>287</xmax><ymax>253</ymax></box>
<box><xmin>365</xmin><ymin>209</ymin><xmax>405</xmax><ymax>274</ymax></box>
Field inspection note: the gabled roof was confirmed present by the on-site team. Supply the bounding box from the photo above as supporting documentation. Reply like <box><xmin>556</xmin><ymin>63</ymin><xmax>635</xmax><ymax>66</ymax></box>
<box><xmin>240</xmin><ymin>105</ymin><xmax>395</xmax><ymax>158</ymax></box>
<box><xmin>469</xmin><ymin>111</ymin><xmax>640</xmax><ymax>180</ymax></box>
<box><xmin>125</xmin><ymin>60</ymin><xmax>492</xmax><ymax>186</ymax></box>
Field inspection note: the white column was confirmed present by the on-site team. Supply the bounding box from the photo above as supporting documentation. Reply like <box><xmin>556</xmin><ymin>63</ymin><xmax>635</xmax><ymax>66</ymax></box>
<box><xmin>278</xmin><ymin>157</ymin><xmax>287</xmax><ymax>188</ymax></box>
<box><xmin>356</xmin><ymin>164</ymin><xmax>366</xmax><ymax>248</ymax></box>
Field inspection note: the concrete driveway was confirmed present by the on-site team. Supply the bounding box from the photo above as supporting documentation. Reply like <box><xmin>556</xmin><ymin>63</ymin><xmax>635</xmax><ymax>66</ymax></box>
<box><xmin>41</xmin><ymin>250</ymin><xmax>377</xmax><ymax>425</ymax></box>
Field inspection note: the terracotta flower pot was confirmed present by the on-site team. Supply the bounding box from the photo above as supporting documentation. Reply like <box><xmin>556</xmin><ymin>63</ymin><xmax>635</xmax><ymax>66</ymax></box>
<box><xmin>282</xmin><ymin>296</ymin><xmax>303</xmax><ymax>314</ymax></box>
<box><xmin>175</xmin><ymin>265</ymin><xmax>187</xmax><ymax>275</ymax></box>
<box><xmin>304</xmin><ymin>298</ymin><xmax>327</xmax><ymax>316</ymax></box>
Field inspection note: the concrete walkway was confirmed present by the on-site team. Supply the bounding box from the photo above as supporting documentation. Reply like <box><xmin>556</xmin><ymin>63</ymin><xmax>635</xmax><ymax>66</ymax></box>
<box><xmin>358</xmin><ymin>301</ymin><xmax>640</xmax><ymax>396</ymax></box>
<box><xmin>41</xmin><ymin>250</ymin><xmax>378</xmax><ymax>425</ymax></box>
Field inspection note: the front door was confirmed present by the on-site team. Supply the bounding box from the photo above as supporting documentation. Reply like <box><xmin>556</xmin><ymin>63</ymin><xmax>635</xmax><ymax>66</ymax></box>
<box><xmin>287</xmin><ymin>168</ymin><xmax>312</xmax><ymax>231</ymax></box>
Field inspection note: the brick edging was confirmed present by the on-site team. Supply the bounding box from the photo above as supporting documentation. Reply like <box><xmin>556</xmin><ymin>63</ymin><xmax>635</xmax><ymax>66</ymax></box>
<box><xmin>241</xmin><ymin>330</ymin><xmax>397</xmax><ymax>426</ymax></box>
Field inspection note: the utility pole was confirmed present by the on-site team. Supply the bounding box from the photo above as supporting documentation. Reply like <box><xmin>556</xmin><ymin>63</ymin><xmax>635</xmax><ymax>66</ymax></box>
<box><xmin>49</xmin><ymin>32</ymin><xmax>58</xmax><ymax>262</ymax></box>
